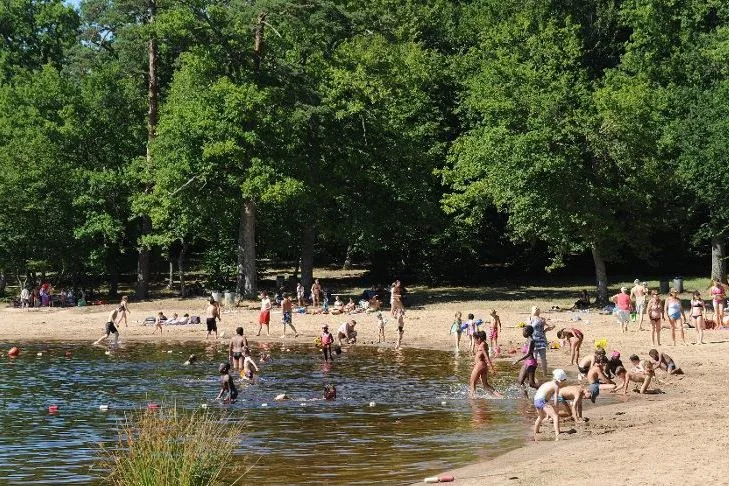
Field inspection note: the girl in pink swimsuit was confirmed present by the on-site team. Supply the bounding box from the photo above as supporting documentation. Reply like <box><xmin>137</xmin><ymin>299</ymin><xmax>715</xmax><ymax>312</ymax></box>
<box><xmin>514</xmin><ymin>325</ymin><xmax>539</xmax><ymax>396</ymax></box>
<box><xmin>711</xmin><ymin>280</ymin><xmax>725</xmax><ymax>329</ymax></box>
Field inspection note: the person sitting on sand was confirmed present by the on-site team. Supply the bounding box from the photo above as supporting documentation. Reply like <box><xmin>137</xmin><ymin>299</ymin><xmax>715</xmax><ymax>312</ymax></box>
<box><xmin>570</xmin><ymin>290</ymin><xmax>591</xmax><ymax>310</ymax></box>
<box><xmin>216</xmin><ymin>362</ymin><xmax>238</xmax><ymax>401</ymax></box>
<box><xmin>469</xmin><ymin>331</ymin><xmax>500</xmax><ymax>398</ymax></box>
<box><xmin>332</xmin><ymin>296</ymin><xmax>345</xmax><ymax>313</ymax></box>
<box><xmin>558</xmin><ymin>383</ymin><xmax>599</xmax><ymax>422</ymax></box>
<box><xmin>620</xmin><ymin>354</ymin><xmax>656</xmax><ymax>394</ymax></box>
<box><xmin>343</xmin><ymin>298</ymin><xmax>356</xmax><ymax>314</ymax></box>
<box><xmin>648</xmin><ymin>349</ymin><xmax>683</xmax><ymax>375</ymax></box>
<box><xmin>368</xmin><ymin>295</ymin><xmax>382</xmax><ymax>311</ymax></box>
<box><xmin>605</xmin><ymin>351</ymin><xmax>625</xmax><ymax>381</ymax></box>
<box><xmin>513</xmin><ymin>325</ymin><xmax>539</xmax><ymax>396</ymax></box>
<box><xmin>533</xmin><ymin>369</ymin><xmax>568</xmax><ymax>441</ymax></box>
<box><xmin>556</xmin><ymin>327</ymin><xmax>583</xmax><ymax>365</ymax></box>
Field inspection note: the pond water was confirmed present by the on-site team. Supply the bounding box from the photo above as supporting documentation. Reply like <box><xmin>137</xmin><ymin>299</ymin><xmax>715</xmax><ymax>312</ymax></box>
<box><xmin>0</xmin><ymin>342</ymin><xmax>539</xmax><ymax>485</ymax></box>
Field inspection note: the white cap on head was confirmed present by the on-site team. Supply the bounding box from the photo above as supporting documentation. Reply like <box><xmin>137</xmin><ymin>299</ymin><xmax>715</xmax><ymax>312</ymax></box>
<box><xmin>553</xmin><ymin>369</ymin><xmax>568</xmax><ymax>382</ymax></box>
<box><xmin>634</xmin><ymin>279</ymin><xmax>640</xmax><ymax>285</ymax></box>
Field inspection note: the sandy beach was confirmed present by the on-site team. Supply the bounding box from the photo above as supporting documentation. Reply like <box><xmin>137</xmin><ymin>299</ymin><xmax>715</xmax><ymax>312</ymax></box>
<box><xmin>1</xmin><ymin>292</ymin><xmax>726</xmax><ymax>486</ymax></box>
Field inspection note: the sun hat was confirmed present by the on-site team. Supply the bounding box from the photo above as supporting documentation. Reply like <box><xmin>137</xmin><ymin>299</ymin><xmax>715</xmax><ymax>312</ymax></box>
<box><xmin>552</xmin><ymin>369</ymin><xmax>568</xmax><ymax>382</ymax></box>
<box><xmin>587</xmin><ymin>382</ymin><xmax>600</xmax><ymax>403</ymax></box>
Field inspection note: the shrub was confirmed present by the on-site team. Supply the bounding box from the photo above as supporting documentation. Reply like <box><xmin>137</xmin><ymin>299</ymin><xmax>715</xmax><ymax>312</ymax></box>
<box><xmin>99</xmin><ymin>406</ymin><xmax>246</xmax><ymax>486</ymax></box>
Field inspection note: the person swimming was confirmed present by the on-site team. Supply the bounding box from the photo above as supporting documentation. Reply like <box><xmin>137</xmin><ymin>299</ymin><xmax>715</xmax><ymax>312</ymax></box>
<box><xmin>324</xmin><ymin>384</ymin><xmax>336</xmax><ymax>400</ymax></box>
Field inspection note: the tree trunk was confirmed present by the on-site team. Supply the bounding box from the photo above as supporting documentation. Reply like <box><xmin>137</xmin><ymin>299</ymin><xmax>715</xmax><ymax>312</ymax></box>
<box><xmin>342</xmin><ymin>245</ymin><xmax>353</xmax><ymax>270</ymax></box>
<box><xmin>178</xmin><ymin>240</ymin><xmax>187</xmax><ymax>297</ymax></box>
<box><xmin>235</xmin><ymin>200</ymin><xmax>257</xmax><ymax>297</ymax></box>
<box><xmin>711</xmin><ymin>236</ymin><xmax>726</xmax><ymax>282</ymax></box>
<box><xmin>0</xmin><ymin>270</ymin><xmax>6</xmax><ymax>295</ymax></box>
<box><xmin>167</xmin><ymin>252</ymin><xmax>174</xmax><ymax>289</ymax></box>
<box><xmin>592</xmin><ymin>245</ymin><xmax>608</xmax><ymax>305</ymax></box>
<box><xmin>300</xmin><ymin>225</ymin><xmax>314</xmax><ymax>290</ymax></box>
<box><xmin>137</xmin><ymin>0</ymin><xmax>158</xmax><ymax>301</ymax></box>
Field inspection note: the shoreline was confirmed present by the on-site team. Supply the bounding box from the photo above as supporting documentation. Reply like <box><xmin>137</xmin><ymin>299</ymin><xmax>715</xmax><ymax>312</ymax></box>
<box><xmin>2</xmin><ymin>298</ymin><xmax>727</xmax><ymax>485</ymax></box>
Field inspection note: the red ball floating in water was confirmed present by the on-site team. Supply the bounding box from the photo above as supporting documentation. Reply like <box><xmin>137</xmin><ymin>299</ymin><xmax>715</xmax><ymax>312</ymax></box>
<box><xmin>8</xmin><ymin>347</ymin><xmax>20</xmax><ymax>357</ymax></box>
<box><xmin>48</xmin><ymin>405</ymin><xmax>59</xmax><ymax>413</ymax></box>
<box><xmin>147</xmin><ymin>403</ymin><xmax>160</xmax><ymax>410</ymax></box>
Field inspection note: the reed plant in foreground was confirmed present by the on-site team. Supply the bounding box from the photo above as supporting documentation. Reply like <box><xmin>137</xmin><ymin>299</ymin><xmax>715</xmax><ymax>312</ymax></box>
<box><xmin>98</xmin><ymin>406</ymin><xmax>247</xmax><ymax>486</ymax></box>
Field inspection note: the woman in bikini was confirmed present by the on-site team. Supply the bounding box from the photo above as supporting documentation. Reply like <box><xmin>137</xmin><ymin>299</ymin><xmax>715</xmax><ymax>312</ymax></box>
<box><xmin>663</xmin><ymin>289</ymin><xmax>687</xmax><ymax>346</ymax></box>
<box><xmin>513</xmin><ymin>325</ymin><xmax>539</xmax><ymax>396</ymax></box>
<box><xmin>647</xmin><ymin>291</ymin><xmax>663</xmax><ymax>346</ymax></box>
<box><xmin>469</xmin><ymin>331</ymin><xmax>500</xmax><ymax>397</ymax></box>
<box><xmin>710</xmin><ymin>279</ymin><xmax>726</xmax><ymax>329</ymax></box>
<box><xmin>556</xmin><ymin>327</ymin><xmax>583</xmax><ymax>365</ymax></box>
<box><xmin>690</xmin><ymin>291</ymin><xmax>706</xmax><ymax>344</ymax></box>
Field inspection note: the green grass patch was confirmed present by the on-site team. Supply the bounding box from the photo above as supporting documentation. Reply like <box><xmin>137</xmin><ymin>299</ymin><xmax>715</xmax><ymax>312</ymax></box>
<box><xmin>99</xmin><ymin>406</ymin><xmax>247</xmax><ymax>486</ymax></box>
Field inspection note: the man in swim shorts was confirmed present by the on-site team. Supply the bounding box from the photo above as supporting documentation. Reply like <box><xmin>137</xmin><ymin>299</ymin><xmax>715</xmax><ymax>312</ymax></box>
<box><xmin>205</xmin><ymin>298</ymin><xmax>221</xmax><ymax>339</ymax></box>
<box><xmin>94</xmin><ymin>306</ymin><xmax>121</xmax><ymax>346</ymax></box>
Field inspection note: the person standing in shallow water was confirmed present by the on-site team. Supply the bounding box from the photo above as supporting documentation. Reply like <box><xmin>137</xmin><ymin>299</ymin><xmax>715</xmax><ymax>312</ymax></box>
<box><xmin>469</xmin><ymin>331</ymin><xmax>501</xmax><ymax>397</ymax></box>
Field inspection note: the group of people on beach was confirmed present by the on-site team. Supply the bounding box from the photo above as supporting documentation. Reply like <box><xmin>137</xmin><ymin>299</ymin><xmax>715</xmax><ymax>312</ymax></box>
<box><xmin>611</xmin><ymin>279</ymin><xmax>728</xmax><ymax>346</ymax></box>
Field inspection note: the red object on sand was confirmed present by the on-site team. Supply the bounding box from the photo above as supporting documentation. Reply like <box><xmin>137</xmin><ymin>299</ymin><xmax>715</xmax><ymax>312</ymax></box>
<box><xmin>8</xmin><ymin>347</ymin><xmax>20</xmax><ymax>357</ymax></box>
<box><xmin>438</xmin><ymin>476</ymin><xmax>455</xmax><ymax>483</ymax></box>
<box><xmin>48</xmin><ymin>405</ymin><xmax>59</xmax><ymax>413</ymax></box>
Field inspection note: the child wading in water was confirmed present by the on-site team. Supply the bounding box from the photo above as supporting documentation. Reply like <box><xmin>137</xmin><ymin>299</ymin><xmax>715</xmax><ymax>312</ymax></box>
<box><xmin>533</xmin><ymin>369</ymin><xmax>568</xmax><ymax>441</ymax></box>
<box><xmin>513</xmin><ymin>325</ymin><xmax>539</xmax><ymax>396</ymax></box>
<box><xmin>469</xmin><ymin>331</ymin><xmax>501</xmax><ymax>397</ymax></box>
<box><xmin>488</xmin><ymin>310</ymin><xmax>502</xmax><ymax>350</ymax></box>
<box><xmin>451</xmin><ymin>311</ymin><xmax>463</xmax><ymax>353</ymax></box>
<box><xmin>321</xmin><ymin>325</ymin><xmax>334</xmax><ymax>362</ymax></box>
<box><xmin>396</xmin><ymin>309</ymin><xmax>405</xmax><ymax>349</ymax></box>
<box><xmin>242</xmin><ymin>348</ymin><xmax>259</xmax><ymax>382</ymax></box>
<box><xmin>216</xmin><ymin>363</ymin><xmax>238</xmax><ymax>401</ymax></box>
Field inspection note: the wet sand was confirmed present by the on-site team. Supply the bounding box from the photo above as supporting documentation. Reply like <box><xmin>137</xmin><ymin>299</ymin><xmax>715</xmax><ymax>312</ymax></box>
<box><xmin>1</xmin><ymin>295</ymin><xmax>726</xmax><ymax>485</ymax></box>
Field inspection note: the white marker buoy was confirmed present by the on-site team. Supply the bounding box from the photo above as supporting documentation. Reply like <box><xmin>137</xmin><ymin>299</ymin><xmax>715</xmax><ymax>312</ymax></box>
<box><xmin>369</xmin><ymin>401</ymin><xmax>376</xmax><ymax>407</ymax></box>
<box><xmin>36</xmin><ymin>352</ymin><xmax>43</xmax><ymax>357</ymax></box>
<box><xmin>441</xmin><ymin>401</ymin><xmax>447</xmax><ymax>406</ymax></box>
<box><xmin>167</xmin><ymin>350</ymin><xmax>173</xmax><ymax>354</ymax></box>
<box><xmin>424</xmin><ymin>477</ymin><xmax>440</xmax><ymax>484</ymax></box>
<box><xmin>104</xmin><ymin>351</ymin><xmax>111</xmax><ymax>355</ymax></box>
<box><xmin>261</xmin><ymin>403</ymin><xmax>268</xmax><ymax>407</ymax></box>
<box><xmin>201</xmin><ymin>403</ymin><xmax>208</xmax><ymax>409</ymax></box>
<box><xmin>99</xmin><ymin>405</ymin><xmax>109</xmax><ymax>411</ymax></box>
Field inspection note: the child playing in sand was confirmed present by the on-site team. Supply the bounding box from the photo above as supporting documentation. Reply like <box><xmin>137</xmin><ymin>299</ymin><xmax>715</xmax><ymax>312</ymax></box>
<box><xmin>648</xmin><ymin>349</ymin><xmax>683</xmax><ymax>375</ymax></box>
<box><xmin>395</xmin><ymin>310</ymin><xmax>405</xmax><ymax>349</ymax></box>
<box><xmin>556</xmin><ymin>327</ymin><xmax>583</xmax><ymax>365</ymax></box>
<box><xmin>513</xmin><ymin>325</ymin><xmax>539</xmax><ymax>396</ymax></box>
<box><xmin>376</xmin><ymin>312</ymin><xmax>386</xmax><ymax>343</ymax></box>
<box><xmin>216</xmin><ymin>362</ymin><xmax>238</xmax><ymax>401</ymax></box>
<box><xmin>281</xmin><ymin>294</ymin><xmax>299</xmax><ymax>338</ymax></box>
<box><xmin>620</xmin><ymin>354</ymin><xmax>655</xmax><ymax>394</ymax></box>
<box><xmin>558</xmin><ymin>383</ymin><xmax>599</xmax><ymax>422</ymax></box>
<box><xmin>94</xmin><ymin>306</ymin><xmax>121</xmax><ymax>346</ymax></box>
<box><xmin>229</xmin><ymin>327</ymin><xmax>249</xmax><ymax>370</ymax></box>
<box><xmin>604</xmin><ymin>351</ymin><xmax>625</xmax><ymax>381</ymax></box>
<box><xmin>451</xmin><ymin>311</ymin><xmax>463</xmax><ymax>353</ymax></box>
<box><xmin>242</xmin><ymin>348</ymin><xmax>259</xmax><ymax>382</ymax></box>
<box><xmin>321</xmin><ymin>325</ymin><xmax>334</xmax><ymax>362</ymax></box>
<box><xmin>586</xmin><ymin>355</ymin><xmax>615</xmax><ymax>387</ymax></box>
<box><xmin>488</xmin><ymin>310</ymin><xmax>502</xmax><ymax>350</ymax></box>
<box><xmin>533</xmin><ymin>369</ymin><xmax>568</xmax><ymax>441</ymax></box>
<box><xmin>577</xmin><ymin>348</ymin><xmax>606</xmax><ymax>379</ymax></box>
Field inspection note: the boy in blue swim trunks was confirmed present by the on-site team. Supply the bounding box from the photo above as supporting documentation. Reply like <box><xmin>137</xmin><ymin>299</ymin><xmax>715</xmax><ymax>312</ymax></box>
<box><xmin>533</xmin><ymin>369</ymin><xmax>568</xmax><ymax>441</ymax></box>
<box><xmin>558</xmin><ymin>383</ymin><xmax>599</xmax><ymax>422</ymax></box>
<box><xmin>280</xmin><ymin>294</ymin><xmax>298</xmax><ymax>338</ymax></box>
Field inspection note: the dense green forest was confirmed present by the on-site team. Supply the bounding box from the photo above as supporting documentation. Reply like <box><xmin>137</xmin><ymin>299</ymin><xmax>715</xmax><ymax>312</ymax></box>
<box><xmin>1</xmin><ymin>0</ymin><xmax>728</xmax><ymax>302</ymax></box>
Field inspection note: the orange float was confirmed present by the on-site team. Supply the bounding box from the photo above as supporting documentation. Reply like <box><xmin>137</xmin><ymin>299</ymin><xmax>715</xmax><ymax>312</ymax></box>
<box><xmin>7</xmin><ymin>347</ymin><xmax>20</xmax><ymax>357</ymax></box>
